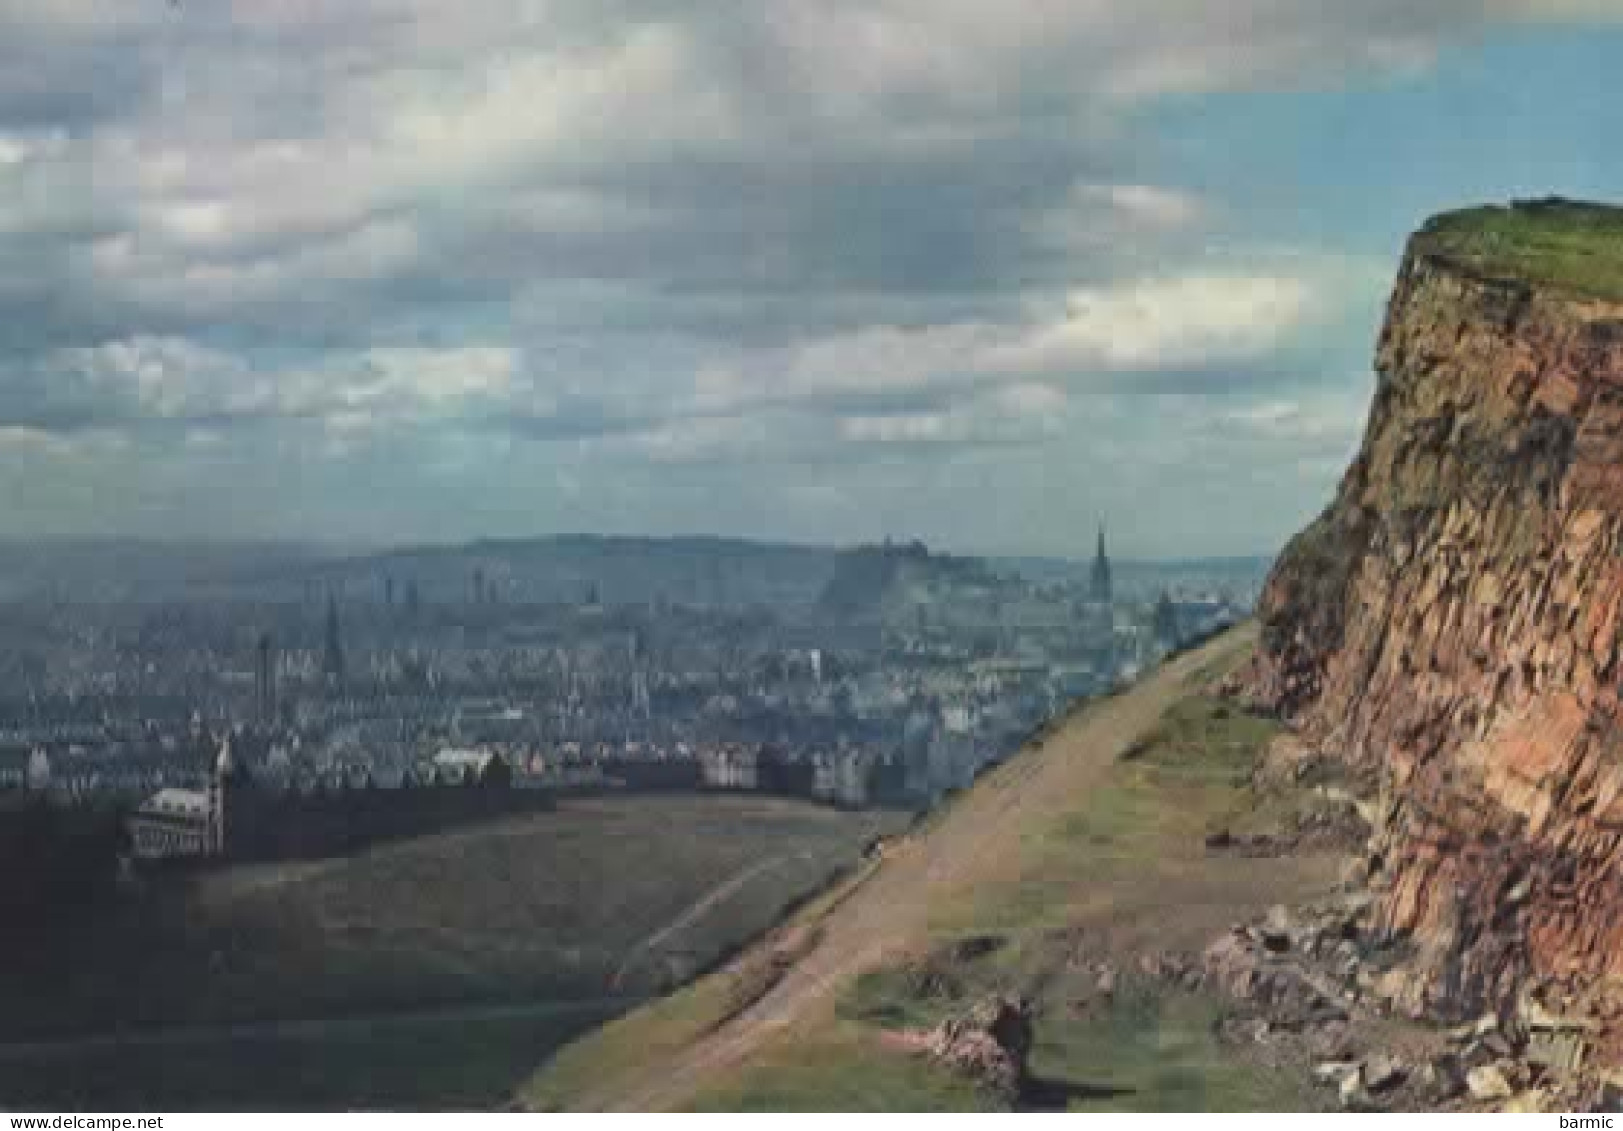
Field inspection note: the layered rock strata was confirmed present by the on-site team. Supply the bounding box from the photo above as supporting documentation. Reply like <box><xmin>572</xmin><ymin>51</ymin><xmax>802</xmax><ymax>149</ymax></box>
<box><xmin>1240</xmin><ymin>204</ymin><xmax>1623</xmax><ymax>1029</ymax></box>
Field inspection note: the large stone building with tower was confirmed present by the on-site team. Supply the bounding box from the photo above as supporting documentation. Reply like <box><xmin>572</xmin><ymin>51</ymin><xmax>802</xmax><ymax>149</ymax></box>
<box><xmin>124</xmin><ymin>729</ymin><xmax>544</xmax><ymax>865</ymax></box>
<box><xmin>127</xmin><ymin>738</ymin><xmax>235</xmax><ymax>859</ymax></box>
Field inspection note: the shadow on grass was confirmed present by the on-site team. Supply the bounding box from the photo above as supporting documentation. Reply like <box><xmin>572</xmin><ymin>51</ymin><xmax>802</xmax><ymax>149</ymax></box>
<box><xmin>1019</xmin><ymin>1074</ymin><xmax>1137</xmax><ymax>1111</ymax></box>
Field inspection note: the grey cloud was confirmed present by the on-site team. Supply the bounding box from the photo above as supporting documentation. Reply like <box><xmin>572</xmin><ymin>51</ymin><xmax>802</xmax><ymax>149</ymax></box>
<box><xmin>0</xmin><ymin>1</ymin><xmax>1612</xmax><ymax>547</ymax></box>
<box><xmin>2</xmin><ymin>0</ymin><xmax>1544</xmax><ymax>355</ymax></box>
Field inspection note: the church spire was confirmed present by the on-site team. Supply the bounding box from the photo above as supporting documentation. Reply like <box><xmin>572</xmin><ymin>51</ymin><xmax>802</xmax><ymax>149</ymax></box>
<box><xmin>1090</xmin><ymin>520</ymin><xmax>1112</xmax><ymax>605</ymax></box>
<box><xmin>322</xmin><ymin>592</ymin><xmax>346</xmax><ymax>687</ymax></box>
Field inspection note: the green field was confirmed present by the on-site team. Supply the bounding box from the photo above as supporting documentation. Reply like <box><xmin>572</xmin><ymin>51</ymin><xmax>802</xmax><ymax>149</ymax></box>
<box><xmin>1414</xmin><ymin>198</ymin><xmax>1623</xmax><ymax>302</ymax></box>
<box><xmin>0</xmin><ymin>794</ymin><xmax>905</xmax><ymax>1110</ymax></box>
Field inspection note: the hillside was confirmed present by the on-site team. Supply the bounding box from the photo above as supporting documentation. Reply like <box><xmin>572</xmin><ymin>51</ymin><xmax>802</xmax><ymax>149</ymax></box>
<box><xmin>521</xmin><ymin>627</ymin><xmax>1388</xmax><ymax>1111</ymax></box>
<box><xmin>1241</xmin><ymin>200</ymin><xmax>1623</xmax><ymax>1091</ymax></box>
<box><xmin>0</xmin><ymin>796</ymin><xmax>900</xmax><ymax>1110</ymax></box>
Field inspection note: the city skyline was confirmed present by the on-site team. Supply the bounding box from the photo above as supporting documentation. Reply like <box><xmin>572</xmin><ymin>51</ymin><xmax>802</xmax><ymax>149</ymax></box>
<box><xmin>1</xmin><ymin>4</ymin><xmax>1620</xmax><ymax>557</ymax></box>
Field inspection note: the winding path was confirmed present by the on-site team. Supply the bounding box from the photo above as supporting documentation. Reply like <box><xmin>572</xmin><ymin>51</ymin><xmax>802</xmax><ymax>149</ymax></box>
<box><xmin>612</xmin><ymin>852</ymin><xmax>809</xmax><ymax>988</ymax></box>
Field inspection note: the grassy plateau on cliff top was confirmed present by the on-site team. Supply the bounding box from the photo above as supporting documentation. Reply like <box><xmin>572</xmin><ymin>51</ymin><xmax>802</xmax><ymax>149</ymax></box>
<box><xmin>1414</xmin><ymin>198</ymin><xmax>1623</xmax><ymax>302</ymax></box>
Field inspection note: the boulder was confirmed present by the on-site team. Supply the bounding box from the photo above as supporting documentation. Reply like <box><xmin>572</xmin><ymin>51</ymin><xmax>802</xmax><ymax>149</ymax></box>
<box><xmin>1503</xmin><ymin>1090</ymin><xmax>1554</xmax><ymax>1113</ymax></box>
<box><xmin>1304</xmin><ymin>1022</ymin><xmax>1358</xmax><ymax>1062</ymax></box>
<box><xmin>1467</xmin><ymin>1063</ymin><xmax>1515</xmax><ymax>1102</ymax></box>
<box><xmin>1364</xmin><ymin>1053</ymin><xmax>1408</xmax><ymax>1093</ymax></box>
<box><xmin>922</xmin><ymin>994</ymin><xmax>1034</xmax><ymax>1101</ymax></box>
<box><xmin>1339</xmin><ymin>1069</ymin><xmax>1370</xmax><ymax>1109</ymax></box>
<box><xmin>1417</xmin><ymin>1055</ymin><xmax>1468</xmax><ymax>1103</ymax></box>
<box><xmin>1202</xmin><ymin>927</ymin><xmax>1347</xmax><ymax>1026</ymax></box>
<box><xmin>1314</xmin><ymin>1061</ymin><xmax>1360</xmax><ymax>1085</ymax></box>
<box><xmin>1095</xmin><ymin>966</ymin><xmax>1117</xmax><ymax>997</ymax></box>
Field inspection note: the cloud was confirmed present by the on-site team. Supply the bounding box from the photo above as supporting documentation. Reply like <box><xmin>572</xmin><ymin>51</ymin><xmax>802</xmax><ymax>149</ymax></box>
<box><xmin>837</xmin><ymin>382</ymin><xmax>1068</xmax><ymax>448</ymax></box>
<box><xmin>689</xmin><ymin>261</ymin><xmax>1354</xmax><ymax>421</ymax></box>
<box><xmin>1026</xmin><ymin>183</ymin><xmax>1207</xmax><ymax>255</ymax></box>
<box><xmin>0</xmin><ymin>1</ymin><xmax>1616</xmax><ymax>548</ymax></box>
<box><xmin>5</xmin><ymin>0</ymin><xmax>1600</xmax><ymax>354</ymax></box>
<box><xmin>987</xmin><ymin>274</ymin><xmax>1318</xmax><ymax>375</ymax></box>
<box><xmin>4</xmin><ymin>337</ymin><xmax>526</xmax><ymax>433</ymax></box>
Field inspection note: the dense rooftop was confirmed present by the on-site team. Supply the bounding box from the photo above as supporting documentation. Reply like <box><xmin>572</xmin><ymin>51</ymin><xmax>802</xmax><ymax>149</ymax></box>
<box><xmin>1412</xmin><ymin>198</ymin><xmax>1623</xmax><ymax>303</ymax></box>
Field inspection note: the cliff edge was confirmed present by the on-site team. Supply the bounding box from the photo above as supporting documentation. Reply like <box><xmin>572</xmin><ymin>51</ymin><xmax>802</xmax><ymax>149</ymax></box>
<box><xmin>1240</xmin><ymin>199</ymin><xmax>1623</xmax><ymax>1037</ymax></box>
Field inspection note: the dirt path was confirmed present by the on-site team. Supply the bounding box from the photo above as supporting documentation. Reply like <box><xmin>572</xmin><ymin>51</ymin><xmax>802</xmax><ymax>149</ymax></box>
<box><xmin>612</xmin><ymin>852</ymin><xmax>805</xmax><ymax>988</ymax></box>
<box><xmin>583</xmin><ymin>627</ymin><xmax>1259</xmax><ymax>1111</ymax></box>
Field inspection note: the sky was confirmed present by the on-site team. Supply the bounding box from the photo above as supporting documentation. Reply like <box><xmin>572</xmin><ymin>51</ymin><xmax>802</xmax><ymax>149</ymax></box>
<box><xmin>1</xmin><ymin>2</ymin><xmax>1620</xmax><ymax>559</ymax></box>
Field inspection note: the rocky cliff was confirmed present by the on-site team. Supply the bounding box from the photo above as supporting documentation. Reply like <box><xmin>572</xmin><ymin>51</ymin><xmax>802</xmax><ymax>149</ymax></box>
<box><xmin>1241</xmin><ymin>201</ymin><xmax>1623</xmax><ymax>1036</ymax></box>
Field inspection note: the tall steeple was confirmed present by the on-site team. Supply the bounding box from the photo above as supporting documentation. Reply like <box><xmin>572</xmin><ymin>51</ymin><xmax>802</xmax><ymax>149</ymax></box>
<box><xmin>256</xmin><ymin>632</ymin><xmax>276</xmax><ymax>725</ymax></box>
<box><xmin>322</xmin><ymin>593</ymin><xmax>346</xmax><ymax>687</ymax></box>
<box><xmin>1090</xmin><ymin>521</ymin><xmax>1112</xmax><ymax>605</ymax></box>
<box><xmin>209</xmin><ymin>736</ymin><xmax>234</xmax><ymax>855</ymax></box>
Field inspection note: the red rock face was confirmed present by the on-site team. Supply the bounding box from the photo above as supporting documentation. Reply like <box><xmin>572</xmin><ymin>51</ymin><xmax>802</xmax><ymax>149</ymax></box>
<box><xmin>1241</xmin><ymin>247</ymin><xmax>1623</xmax><ymax>1021</ymax></box>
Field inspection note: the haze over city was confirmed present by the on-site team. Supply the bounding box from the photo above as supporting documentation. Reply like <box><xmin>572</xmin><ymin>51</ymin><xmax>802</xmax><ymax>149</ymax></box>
<box><xmin>4</xmin><ymin>3</ymin><xmax>1620</xmax><ymax>556</ymax></box>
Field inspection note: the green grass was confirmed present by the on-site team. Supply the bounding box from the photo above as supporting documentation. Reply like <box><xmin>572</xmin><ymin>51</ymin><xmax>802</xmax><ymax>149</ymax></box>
<box><xmin>840</xmin><ymin>963</ymin><xmax>966</xmax><ymax>1031</ymax></box>
<box><xmin>935</xmin><ymin>695</ymin><xmax>1281</xmax><ymax>936</ymax></box>
<box><xmin>1414</xmin><ymin>198</ymin><xmax>1623</xmax><ymax>302</ymax></box>
<box><xmin>521</xmin><ymin>860</ymin><xmax>884</xmax><ymax>1111</ymax></box>
<box><xmin>837</xmin><ymin>935</ymin><xmax>1011</xmax><ymax>1031</ymax></box>
<box><xmin>522</xmin><ymin>975</ymin><xmax>739</xmax><ymax>1111</ymax></box>
<box><xmin>521</xmin><ymin>640</ymin><xmax>1346</xmax><ymax>1112</ymax></box>
<box><xmin>830</xmin><ymin>691</ymin><xmax>1327</xmax><ymax>1111</ymax></box>
<box><xmin>1029</xmin><ymin>983</ymin><xmax>1322</xmax><ymax>1112</ymax></box>
<box><xmin>0</xmin><ymin>1008</ymin><xmax>621</xmax><ymax>1112</ymax></box>
<box><xmin>4</xmin><ymin>796</ymin><xmax>904</xmax><ymax>1041</ymax></box>
<box><xmin>685</xmin><ymin>1026</ymin><xmax>1000</xmax><ymax>1112</ymax></box>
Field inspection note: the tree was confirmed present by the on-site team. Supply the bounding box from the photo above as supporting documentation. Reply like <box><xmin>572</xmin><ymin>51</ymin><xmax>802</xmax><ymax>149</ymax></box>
<box><xmin>479</xmin><ymin>752</ymin><xmax>514</xmax><ymax>789</ymax></box>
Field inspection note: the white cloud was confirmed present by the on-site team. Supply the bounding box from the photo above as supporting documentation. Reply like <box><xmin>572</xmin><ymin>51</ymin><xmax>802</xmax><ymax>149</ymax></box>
<box><xmin>1024</xmin><ymin>182</ymin><xmax>1208</xmax><ymax>258</ymax></box>
<box><xmin>692</xmin><ymin>265</ymin><xmax>1339</xmax><ymax>420</ymax></box>
<box><xmin>989</xmin><ymin>274</ymin><xmax>1318</xmax><ymax>375</ymax></box>
<box><xmin>34</xmin><ymin>338</ymin><xmax>524</xmax><ymax>431</ymax></box>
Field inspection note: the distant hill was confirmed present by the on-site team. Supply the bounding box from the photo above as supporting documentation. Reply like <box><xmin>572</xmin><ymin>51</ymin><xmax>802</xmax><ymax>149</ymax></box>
<box><xmin>0</xmin><ymin>535</ymin><xmax>839</xmax><ymax>608</ymax></box>
<box><xmin>350</xmin><ymin>534</ymin><xmax>839</xmax><ymax>609</ymax></box>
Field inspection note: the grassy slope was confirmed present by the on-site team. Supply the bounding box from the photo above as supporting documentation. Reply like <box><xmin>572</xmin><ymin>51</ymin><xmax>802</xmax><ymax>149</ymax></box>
<box><xmin>522</xmin><ymin>625</ymin><xmax>1347</xmax><ymax>1111</ymax></box>
<box><xmin>0</xmin><ymin>796</ymin><xmax>902</xmax><ymax>1111</ymax></box>
<box><xmin>1414</xmin><ymin>198</ymin><xmax>1623</xmax><ymax>302</ymax></box>
<box><xmin>0</xmin><ymin>1009</ymin><xmax>619</xmax><ymax>1112</ymax></box>
<box><xmin>5</xmin><ymin>795</ymin><xmax>901</xmax><ymax>1039</ymax></box>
